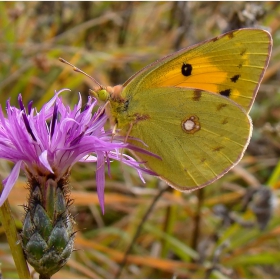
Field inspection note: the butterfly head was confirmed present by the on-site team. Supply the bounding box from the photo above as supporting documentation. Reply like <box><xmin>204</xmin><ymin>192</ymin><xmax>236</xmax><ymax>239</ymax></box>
<box><xmin>91</xmin><ymin>85</ymin><xmax>124</xmax><ymax>104</ymax></box>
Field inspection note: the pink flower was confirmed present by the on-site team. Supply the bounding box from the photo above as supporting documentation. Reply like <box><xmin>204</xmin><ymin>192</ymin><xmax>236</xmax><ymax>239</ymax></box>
<box><xmin>0</xmin><ymin>90</ymin><xmax>156</xmax><ymax>213</ymax></box>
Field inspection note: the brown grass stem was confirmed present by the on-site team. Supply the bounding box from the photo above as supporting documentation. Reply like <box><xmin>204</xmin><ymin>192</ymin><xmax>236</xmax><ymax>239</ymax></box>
<box><xmin>115</xmin><ymin>185</ymin><xmax>169</xmax><ymax>278</ymax></box>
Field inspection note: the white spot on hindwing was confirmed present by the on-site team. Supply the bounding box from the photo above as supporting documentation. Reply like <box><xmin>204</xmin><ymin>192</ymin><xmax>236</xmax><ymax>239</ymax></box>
<box><xmin>184</xmin><ymin>119</ymin><xmax>195</xmax><ymax>131</ymax></box>
<box><xmin>182</xmin><ymin>115</ymin><xmax>200</xmax><ymax>134</ymax></box>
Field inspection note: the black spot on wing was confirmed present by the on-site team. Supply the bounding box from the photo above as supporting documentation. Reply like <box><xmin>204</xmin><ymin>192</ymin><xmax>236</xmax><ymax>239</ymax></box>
<box><xmin>219</xmin><ymin>89</ymin><xmax>231</xmax><ymax>97</ymax></box>
<box><xmin>230</xmin><ymin>74</ymin><xmax>240</xmax><ymax>83</ymax></box>
<box><xmin>181</xmin><ymin>63</ymin><xmax>192</xmax><ymax>77</ymax></box>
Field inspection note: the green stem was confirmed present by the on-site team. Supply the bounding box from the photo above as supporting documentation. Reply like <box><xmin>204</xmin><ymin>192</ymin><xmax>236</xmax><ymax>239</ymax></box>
<box><xmin>161</xmin><ymin>200</ymin><xmax>177</xmax><ymax>258</ymax></box>
<box><xmin>0</xmin><ymin>184</ymin><xmax>31</xmax><ymax>279</ymax></box>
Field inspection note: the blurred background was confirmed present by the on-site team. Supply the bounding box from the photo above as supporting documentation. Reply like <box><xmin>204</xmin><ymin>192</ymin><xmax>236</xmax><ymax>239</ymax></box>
<box><xmin>0</xmin><ymin>2</ymin><xmax>280</xmax><ymax>278</ymax></box>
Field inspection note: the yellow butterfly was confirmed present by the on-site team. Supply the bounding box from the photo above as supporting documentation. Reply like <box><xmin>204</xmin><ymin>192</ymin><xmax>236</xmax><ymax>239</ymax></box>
<box><xmin>88</xmin><ymin>29</ymin><xmax>273</xmax><ymax>191</ymax></box>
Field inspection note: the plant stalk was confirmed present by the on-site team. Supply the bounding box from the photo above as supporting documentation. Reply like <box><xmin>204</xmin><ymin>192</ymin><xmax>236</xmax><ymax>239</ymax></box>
<box><xmin>0</xmin><ymin>184</ymin><xmax>31</xmax><ymax>279</ymax></box>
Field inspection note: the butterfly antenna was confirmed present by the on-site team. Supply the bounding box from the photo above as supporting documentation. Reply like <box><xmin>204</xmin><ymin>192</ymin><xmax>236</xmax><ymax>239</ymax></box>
<box><xmin>59</xmin><ymin>57</ymin><xmax>104</xmax><ymax>89</ymax></box>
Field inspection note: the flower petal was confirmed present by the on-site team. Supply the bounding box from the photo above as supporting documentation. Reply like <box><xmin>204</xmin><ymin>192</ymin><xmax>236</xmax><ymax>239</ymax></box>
<box><xmin>0</xmin><ymin>160</ymin><xmax>22</xmax><ymax>206</ymax></box>
<box><xmin>39</xmin><ymin>150</ymin><xmax>54</xmax><ymax>173</ymax></box>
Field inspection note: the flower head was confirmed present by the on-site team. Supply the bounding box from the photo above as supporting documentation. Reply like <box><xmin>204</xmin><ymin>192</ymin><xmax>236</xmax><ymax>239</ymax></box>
<box><xmin>0</xmin><ymin>89</ymin><xmax>155</xmax><ymax>213</ymax></box>
<box><xmin>0</xmin><ymin>90</ymin><xmax>158</xmax><ymax>277</ymax></box>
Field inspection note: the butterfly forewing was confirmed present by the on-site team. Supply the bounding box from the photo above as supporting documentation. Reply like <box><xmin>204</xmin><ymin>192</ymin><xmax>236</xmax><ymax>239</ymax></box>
<box><xmin>123</xmin><ymin>29</ymin><xmax>272</xmax><ymax>113</ymax></box>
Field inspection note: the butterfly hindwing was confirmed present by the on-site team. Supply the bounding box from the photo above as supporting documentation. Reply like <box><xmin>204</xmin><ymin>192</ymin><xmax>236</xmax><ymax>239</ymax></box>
<box><xmin>118</xmin><ymin>87</ymin><xmax>252</xmax><ymax>190</ymax></box>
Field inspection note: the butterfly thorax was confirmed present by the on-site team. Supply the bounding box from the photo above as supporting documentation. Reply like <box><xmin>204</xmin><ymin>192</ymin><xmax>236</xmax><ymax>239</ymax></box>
<box><xmin>93</xmin><ymin>85</ymin><xmax>136</xmax><ymax>133</ymax></box>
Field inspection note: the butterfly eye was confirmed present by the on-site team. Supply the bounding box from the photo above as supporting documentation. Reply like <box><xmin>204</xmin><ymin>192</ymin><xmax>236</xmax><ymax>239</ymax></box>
<box><xmin>97</xmin><ymin>89</ymin><xmax>110</xmax><ymax>102</ymax></box>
